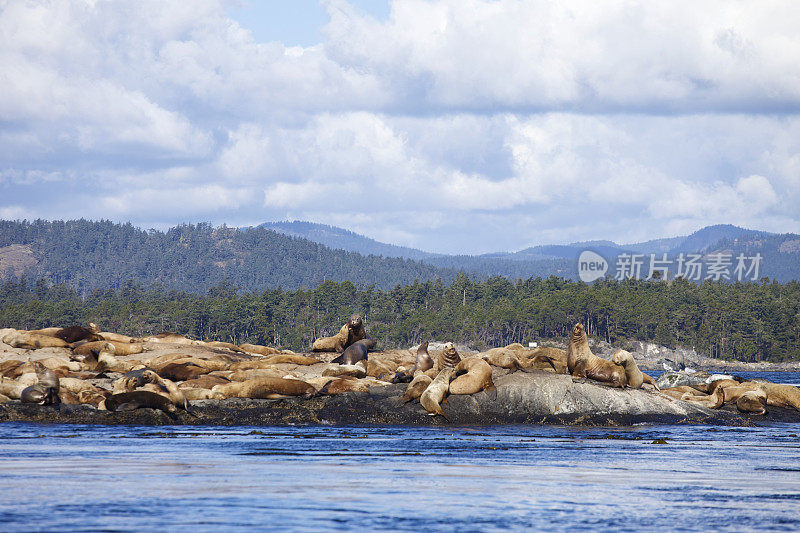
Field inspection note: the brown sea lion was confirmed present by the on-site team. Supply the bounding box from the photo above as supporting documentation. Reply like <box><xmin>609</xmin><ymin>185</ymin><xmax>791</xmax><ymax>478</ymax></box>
<box><xmin>141</xmin><ymin>370</ymin><xmax>190</xmax><ymax>410</ymax></box>
<box><xmin>156</xmin><ymin>362</ymin><xmax>209</xmax><ymax>382</ymax></box>
<box><xmin>437</xmin><ymin>342</ymin><xmax>461</xmax><ymax>370</ymax></box>
<box><xmin>20</xmin><ymin>361</ymin><xmax>61</xmax><ymax>406</ymax></box>
<box><xmin>566</xmin><ymin>323</ymin><xmax>626</xmax><ymax>388</ymax></box>
<box><xmin>737</xmin><ymin>390</ymin><xmax>768</xmax><ymax>415</ymax></box>
<box><xmin>332</xmin><ymin>342</ymin><xmax>369</xmax><ymax>365</ymax></box>
<box><xmin>103</xmin><ymin>391</ymin><xmax>178</xmax><ymax>413</ymax></box>
<box><xmin>312</xmin><ymin>314</ymin><xmax>367</xmax><ymax>353</ymax></box>
<box><xmin>760</xmin><ymin>383</ymin><xmax>800</xmax><ymax>412</ymax></box>
<box><xmin>210</xmin><ymin>377</ymin><xmax>316</xmax><ymax>399</ymax></box>
<box><xmin>55</xmin><ymin>325</ymin><xmax>102</xmax><ymax>343</ymax></box>
<box><xmin>391</xmin><ymin>342</ymin><xmax>433</xmax><ymax>383</ymax></box>
<box><xmin>366</xmin><ymin>358</ymin><xmax>396</xmax><ymax>380</ymax></box>
<box><xmin>403</xmin><ymin>373</ymin><xmax>433</xmax><ymax>403</ymax></box>
<box><xmin>700</xmin><ymin>379</ymin><xmax>741</xmax><ymax>394</ymax></box>
<box><xmin>529</xmin><ymin>346</ymin><xmax>568</xmax><ymax>371</ymax></box>
<box><xmin>611</xmin><ymin>350</ymin><xmax>659</xmax><ymax>389</ymax></box>
<box><xmin>179</xmin><ymin>374</ymin><xmax>231</xmax><ymax>389</ymax></box>
<box><xmin>420</xmin><ymin>367</ymin><xmax>454</xmax><ymax>418</ymax></box>
<box><xmin>449</xmin><ymin>358</ymin><xmax>495</xmax><ymax>395</ymax></box>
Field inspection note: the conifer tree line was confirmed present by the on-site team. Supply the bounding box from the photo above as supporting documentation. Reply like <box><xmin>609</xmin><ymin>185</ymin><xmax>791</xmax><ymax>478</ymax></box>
<box><xmin>1</xmin><ymin>275</ymin><xmax>798</xmax><ymax>362</ymax></box>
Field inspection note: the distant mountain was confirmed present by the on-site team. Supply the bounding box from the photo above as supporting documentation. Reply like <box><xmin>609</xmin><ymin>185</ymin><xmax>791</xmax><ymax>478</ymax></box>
<box><xmin>259</xmin><ymin>221</ymin><xmax>439</xmax><ymax>261</ymax></box>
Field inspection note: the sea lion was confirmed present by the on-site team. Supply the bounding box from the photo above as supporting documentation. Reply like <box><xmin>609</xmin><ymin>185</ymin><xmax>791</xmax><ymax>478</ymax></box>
<box><xmin>103</xmin><ymin>391</ymin><xmax>178</xmax><ymax>413</ymax></box>
<box><xmin>391</xmin><ymin>342</ymin><xmax>433</xmax><ymax>383</ymax></box>
<box><xmin>98</xmin><ymin>331</ymin><xmax>136</xmax><ymax>343</ymax></box>
<box><xmin>95</xmin><ymin>343</ymin><xmax>141</xmax><ymax>373</ymax></box>
<box><xmin>55</xmin><ymin>325</ymin><xmax>102</xmax><ymax>343</ymax></box>
<box><xmin>27</xmin><ymin>327</ymin><xmax>62</xmax><ymax>337</ymax></box>
<box><xmin>311</xmin><ymin>314</ymin><xmax>367</xmax><ymax>353</ymax></box>
<box><xmin>482</xmin><ymin>348</ymin><xmax>532</xmax><ymax>372</ymax></box>
<box><xmin>3</xmin><ymin>331</ymin><xmax>70</xmax><ymax>349</ymax></box>
<box><xmin>611</xmin><ymin>350</ymin><xmax>659</xmax><ymax>389</ymax></box>
<box><xmin>0</xmin><ymin>376</ymin><xmax>26</xmax><ymax>399</ymax></box>
<box><xmin>73</xmin><ymin>341</ymin><xmax>144</xmax><ymax>357</ymax></box>
<box><xmin>528</xmin><ymin>347</ymin><xmax>568</xmax><ymax>372</ymax></box>
<box><xmin>437</xmin><ymin>342</ymin><xmax>461</xmax><ymax>370</ymax></box>
<box><xmin>737</xmin><ymin>390</ymin><xmax>768</xmax><ymax>415</ymax></box>
<box><xmin>331</xmin><ymin>342</ymin><xmax>368</xmax><ymax>365</ymax></box>
<box><xmin>228</xmin><ymin>369</ymin><xmax>289</xmax><ymax>382</ymax></box>
<box><xmin>156</xmin><ymin>362</ymin><xmax>209</xmax><ymax>382</ymax></box>
<box><xmin>420</xmin><ymin>367</ymin><xmax>454</xmax><ymax>418</ymax></box>
<box><xmin>139</xmin><ymin>332</ymin><xmax>199</xmax><ymax>345</ymax></box>
<box><xmin>320</xmin><ymin>376</ymin><xmax>370</xmax><ymax>395</ymax></box>
<box><xmin>179</xmin><ymin>375</ymin><xmax>231</xmax><ymax>389</ymax></box>
<box><xmin>20</xmin><ymin>361</ymin><xmax>61</xmax><ymax>406</ymax></box>
<box><xmin>238</xmin><ymin>343</ymin><xmax>281</xmax><ymax>356</ymax></box>
<box><xmin>141</xmin><ymin>370</ymin><xmax>190</xmax><ymax>410</ymax></box>
<box><xmin>322</xmin><ymin>363</ymin><xmax>367</xmax><ymax>378</ymax></box>
<box><xmin>78</xmin><ymin>389</ymin><xmax>108</xmax><ymax>406</ymax></box>
<box><xmin>366</xmin><ymin>357</ymin><xmax>396</xmax><ymax>380</ymax></box>
<box><xmin>760</xmin><ymin>383</ymin><xmax>800</xmax><ymax>412</ymax></box>
<box><xmin>449</xmin><ymin>358</ymin><xmax>495</xmax><ymax>395</ymax></box>
<box><xmin>566</xmin><ymin>323</ymin><xmax>626</xmax><ymax>388</ymax></box>
<box><xmin>680</xmin><ymin>386</ymin><xmax>724</xmax><ymax>409</ymax></box>
<box><xmin>403</xmin><ymin>373</ymin><xmax>433</xmax><ymax>403</ymax></box>
<box><xmin>204</xmin><ymin>341</ymin><xmax>246</xmax><ymax>353</ymax></box>
<box><xmin>210</xmin><ymin>377</ymin><xmax>316</xmax><ymax>400</ymax></box>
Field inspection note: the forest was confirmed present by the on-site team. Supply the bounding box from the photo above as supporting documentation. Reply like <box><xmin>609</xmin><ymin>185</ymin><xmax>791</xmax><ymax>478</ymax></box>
<box><xmin>1</xmin><ymin>275</ymin><xmax>798</xmax><ymax>362</ymax></box>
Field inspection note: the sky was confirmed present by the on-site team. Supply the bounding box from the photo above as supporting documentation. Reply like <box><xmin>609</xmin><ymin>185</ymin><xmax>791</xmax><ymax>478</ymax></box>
<box><xmin>1</xmin><ymin>0</ymin><xmax>799</xmax><ymax>255</ymax></box>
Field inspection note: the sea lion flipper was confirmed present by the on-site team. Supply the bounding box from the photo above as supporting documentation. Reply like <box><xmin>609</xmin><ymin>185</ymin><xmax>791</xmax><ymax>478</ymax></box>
<box><xmin>115</xmin><ymin>402</ymin><xmax>138</xmax><ymax>411</ymax></box>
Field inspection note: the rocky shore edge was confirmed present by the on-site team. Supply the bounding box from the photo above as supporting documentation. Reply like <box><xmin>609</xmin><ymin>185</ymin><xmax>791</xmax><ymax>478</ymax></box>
<box><xmin>3</xmin><ymin>372</ymin><xmax>796</xmax><ymax>427</ymax></box>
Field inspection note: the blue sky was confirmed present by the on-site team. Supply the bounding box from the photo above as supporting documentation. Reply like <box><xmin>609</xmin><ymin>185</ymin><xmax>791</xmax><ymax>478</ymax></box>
<box><xmin>1</xmin><ymin>1</ymin><xmax>799</xmax><ymax>254</ymax></box>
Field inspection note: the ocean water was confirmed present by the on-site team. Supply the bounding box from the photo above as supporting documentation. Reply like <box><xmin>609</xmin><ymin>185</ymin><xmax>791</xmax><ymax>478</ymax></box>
<box><xmin>0</xmin><ymin>372</ymin><xmax>798</xmax><ymax>531</ymax></box>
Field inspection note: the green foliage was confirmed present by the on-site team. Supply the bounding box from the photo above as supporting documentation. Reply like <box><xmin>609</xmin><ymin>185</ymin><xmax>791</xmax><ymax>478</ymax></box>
<box><xmin>1</xmin><ymin>275</ymin><xmax>799</xmax><ymax>362</ymax></box>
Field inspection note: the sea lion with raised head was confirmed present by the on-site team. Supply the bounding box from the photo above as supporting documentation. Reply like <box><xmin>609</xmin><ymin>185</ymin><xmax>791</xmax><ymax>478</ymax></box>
<box><xmin>420</xmin><ymin>367</ymin><xmax>454</xmax><ymax>418</ymax></box>
<box><xmin>449</xmin><ymin>358</ymin><xmax>495</xmax><ymax>395</ymax></box>
<box><xmin>20</xmin><ymin>361</ymin><xmax>61</xmax><ymax>406</ymax></box>
<box><xmin>331</xmin><ymin>342</ymin><xmax>368</xmax><ymax>365</ymax></box>
<box><xmin>566</xmin><ymin>323</ymin><xmax>627</xmax><ymax>388</ymax></box>
<box><xmin>141</xmin><ymin>370</ymin><xmax>190</xmax><ymax>411</ymax></box>
<box><xmin>437</xmin><ymin>342</ymin><xmax>461</xmax><ymax>370</ymax></box>
<box><xmin>391</xmin><ymin>341</ymin><xmax>433</xmax><ymax>383</ymax></box>
<box><xmin>312</xmin><ymin>314</ymin><xmax>367</xmax><ymax>353</ymax></box>
<box><xmin>611</xmin><ymin>350</ymin><xmax>659</xmax><ymax>389</ymax></box>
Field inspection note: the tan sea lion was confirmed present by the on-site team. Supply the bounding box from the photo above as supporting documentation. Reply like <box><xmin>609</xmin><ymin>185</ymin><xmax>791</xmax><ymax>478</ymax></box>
<box><xmin>737</xmin><ymin>389</ymin><xmax>768</xmax><ymax>415</ymax></box>
<box><xmin>140</xmin><ymin>332</ymin><xmax>198</xmax><ymax>345</ymax></box>
<box><xmin>27</xmin><ymin>327</ymin><xmax>62</xmax><ymax>337</ymax></box>
<box><xmin>366</xmin><ymin>358</ymin><xmax>396</xmax><ymax>380</ymax></box>
<box><xmin>566</xmin><ymin>323</ymin><xmax>626</xmax><ymax>388</ymax></box>
<box><xmin>141</xmin><ymin>370</ymin><xmax>190</xmax><ymax>410</ymax></box>
<box><xmin>78</xmin><ymin>389</ymin><xmax>108</xmax><ymax>406</ymax></box>
<box><xmin>403</xmin><ymin>373</ymin><xmax>432</xmax><ymax>403</ymax></box>
<box><xmin>99</xmin><ymin>331</ymin><xmax>136</xmax><ymax>343</ymax></box>
<box><xmin>661</xmin><ymin>386</ymin><xmax>707</xmax><ymax>400</ymax></box>
<box><xmin>0</xmin><ymin>376</ymin><xmax>26</xmax><ymax>399</ymax></box>
<box><xmin>611</xmin><ymin>350</ymin><xmax>658</xmax><ymax>389</ymax></box>
<box><xmin>680</xmin><ymin>386</ymin><xmax>724</xmax><ymax>409</ymax></box>
<box><xmin>760</xmin><ymin>383</ymin><xmax>800</xmax><ymax>412</ymax></box>
<box><xmin>73</xmin><ymin>341</ymin><xmax>144</xmax><ymax>357</ymax></box>
<box><xmin>179</xmin><ymin>375</ymin><xmax>231</xmax><ymax>389</ymax></box>
<box><xmin>204</xmin><ymin>341</ymin><xmax>246</xmax><ymax>353</ymax></box>
<box><xmin>95</xmin><ymin>343</ymin><xmax>141</xmax><ymax>373</ymax></box>
<box><xmin>420</xmin><ymin>367</ymin><xmax>454</xmax><ymax>418</ymax></box>
<box><xmin>320</xmin><ymin>376</ymin><xmax>370</xmax><ymax>395</ymax></box>
<box><xmin>3</xmin><ymin>331</ymin><xmax>70</xmax><ymax>349</ymax></box>
<box><xmin>238</xmin><ymin>343</ymin><xmax>281</xmax><ymax>356</ymax></box>
<box><xmin>449</xmin><ymin>358</ymin><xmax>495</xmax><ymax>395</ymax></box>
<box><xmin>437</xmin><ymin>342</ymin><xmax>461</xmax><ymax>370</ymax></box>
<box><xmin>312</xmin><ymin>314</ymin><xmax>367</xmax><ymax>352</ymax></box>
<box><xmin>210</xmin><ymin>377</ymin><xmax>316</xmax><ymax>399</ymax></box>
<box><xmin>228</xmin><ymin>369</ymin><xmax>288</xmax><ymax>382</ymax></box>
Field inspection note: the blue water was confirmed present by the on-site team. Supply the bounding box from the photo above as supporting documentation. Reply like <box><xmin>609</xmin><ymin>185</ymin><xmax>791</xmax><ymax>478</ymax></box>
<box><xmin>0</xmin><ymin>372</ymin><xmax>799</xmax><ymax>531</ymax></box>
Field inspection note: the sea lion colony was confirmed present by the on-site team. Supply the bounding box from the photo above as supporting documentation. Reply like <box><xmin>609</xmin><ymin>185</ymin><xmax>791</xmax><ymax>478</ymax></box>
<box><xmin>0</xmin><ymin>317</ymin><xmax>798</xmax><ymax>420</ymax></box>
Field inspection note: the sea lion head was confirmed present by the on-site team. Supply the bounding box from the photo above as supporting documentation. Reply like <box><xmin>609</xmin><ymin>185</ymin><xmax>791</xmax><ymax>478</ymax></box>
<box><xmin>611</xmin><ymin>349</ymin><xmax>632</xmax><ymax>367</ymax></box>
<box><xmin>572</xmin><ymin>323</ymin><xmax>584</xmax><ymax>337</ymax></box>
<box><xmin>348</xmin><ymin>314</ymin><xmax>363</xmax><ymax>330</ymax></box>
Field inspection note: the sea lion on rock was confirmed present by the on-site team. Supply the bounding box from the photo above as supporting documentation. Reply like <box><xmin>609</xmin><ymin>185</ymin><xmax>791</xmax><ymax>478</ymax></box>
<box><xmin>238</xmin><ymin>343</ymin><xmax>281</xmax><ymax>356</ymax></box>
<box><xmin>420</xmin><ymin>367</ymin><xmax>454</xmax><ymax>418</ymax></box>
<box><xmin>437</xmin><ymin>342</ymin><xmax>461</xmax><ymax>370</ymax></box>
<box><xmin>449</xmin><ymin>358</ymin><xmax>495</xmax><ymax>395</ymax></box>
<box><xmin>391</xmin><ymin>341</ymin><xmax>433</xmax><ymax>383</ymax></box>
<box><xmin>211</xmin><ymin>377</ymin><xmax>316</xmax><ymax>400</ymax></box>
<box><xmin>680</xmin><ymin>386</ymin><xmax>724</xmax><ymax>409</ymax></box>
<box><xmin>759</xmin><ymin>383</ymin><xmax>800</xmax><ymax>412</ymax></box>
<box><xmin>179</xmin><ymin>375</ymin><xmax>231</xmax><ymax>389</ymax></box>
<box><xmin>331</xmin><ymin>342</ymin><xmax>368</xmax><ymax>365</ymax></box>
<box><xmin>403</xmin><ymin>373</ymin><xmax>433</xmax><ymax>403</ymax></box>
<box><xmin>322</xmin><ymin>363</ymin><xmax>367</xmax><ymax>379</ymax></box>
<box><xmin>55</xmin><ymin>325</ymin><xmax>102</xmax><ymax>343</ymax></box>
<box><xmin>228</xmin><ymin>369</ymin><xmax>288</xmax><ymax>382</ymax></box>
<box><xmin>73</xmin><ymin>341</ymin><xmax>144</xmax><ymax>358</ymax></box>
<box><xmin>3</xmin><ymin>331</ymin><xmax>70</xmax><ymax>349</ymax></box>
<box><xmin>566</xmin><ymin>323</ymin><xmax>626</xmax><ymax>388</ymax></box>
<box><xmin>737</xmin><ymin>390</ymin><xmax>768</xmax><ymax>415</ymax></box>
<box><xmin>141</xmin><ymin>370</ymin><xmax>190</xmax><ymax>410</ymax></box>
<box><xmin>156</xmin><ymin>362</ymin><xmax>209</xmax><ymax>382</ymax></box>
<box><xmin>320</xmin><ymin>376</ymin><xmax>370</xmax><ymax>395</ymax></box>
<box><xmin>366</xmin><ymin>358</ymin><xmax>396</xmax><ymax>380</ymax></box>
<box><xmin>312</xmin><ymin>314</ymin><xmax>367</xmax><ymax>352</ymax></box>
<box><xmin>20</xmin><ymin>361</ymin><xmax>60</xmax><ymax>406</ymax></box>
<box><xmin>103</xmin><ymin>391</ymin><xmax>178</xmax><ymax>413</ymax></box>
<box><xmin>204</xmin><ymin>341</ymin><xmax>246</xmax><ymax>353</ymax></box>
<box><xmin>611</xmin><ymin>350</ymin><xmax>658</xmax><ymax>389</ymax></box>
<box><xmin>98</xmin><ymin>331</ymin><xmax>136</xmax><ymax>343</ymax></box>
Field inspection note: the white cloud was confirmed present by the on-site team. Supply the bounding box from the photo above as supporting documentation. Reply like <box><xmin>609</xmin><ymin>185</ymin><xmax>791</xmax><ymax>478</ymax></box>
<box><xmin>1</xmin><ymin>1</ymin><xmax>799</xmax><ymax>254</ymax></box>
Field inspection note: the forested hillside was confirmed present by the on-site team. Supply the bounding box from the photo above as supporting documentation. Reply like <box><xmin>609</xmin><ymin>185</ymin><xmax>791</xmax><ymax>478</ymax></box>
<box><xmin>2</xmin><ymin>275</ymin><xmax>798</xmax><ymax>362</ymax></box>
<box><xmin>0</xmin><ymin>220</ymin><xmax>455</xmax><ymax>293</ymax></box>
